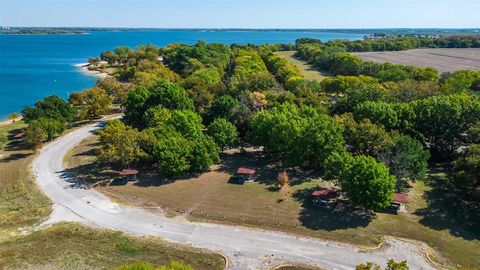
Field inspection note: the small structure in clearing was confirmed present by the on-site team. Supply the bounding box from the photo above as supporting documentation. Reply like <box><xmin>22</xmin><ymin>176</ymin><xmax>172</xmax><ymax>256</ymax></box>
<box><xmin>119</xmin><ymin>169</ymin><xmax>139</xmax><ymax>182</ymax></box>
<box><xmin>311</xmin><ymin>188</ymin><xmax>337</xmax><ymax>207</ymax></box>
<box><xmin>236</xmin><ymin>167</ymin><xmax>256</xmax><ymax>183</ymax></box>
<box><xmin>391</xmin><ymin>193</ymin><xmax>409</xmax><ymax>214</ymax></box>
<box><xmin>13</xmin><ymin>132</ymin><xmax>25</xmax><ymax>139</ymax></box>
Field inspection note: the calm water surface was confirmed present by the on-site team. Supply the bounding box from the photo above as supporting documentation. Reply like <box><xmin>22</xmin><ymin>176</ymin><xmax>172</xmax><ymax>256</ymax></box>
<box><xmin>0</xmin><ymin>31</ymin><xmax>365</xmax><ymax>119</ymax></box>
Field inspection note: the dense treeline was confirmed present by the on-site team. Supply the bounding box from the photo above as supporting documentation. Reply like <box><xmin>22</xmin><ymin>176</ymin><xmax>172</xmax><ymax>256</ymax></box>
<box><xmin>295</xmin><ymin>41</ymin><xmax>480</xmax><ymax>87</ymax></box>
<box><xmin>297</xmin><ymin>35</ymin><xmax>480</xmax><ymax>52</ymax></box>
<box><xmin>19</xmin><ymin>35</ymin><xmax>480</xmax><ymax>215</ymax></box>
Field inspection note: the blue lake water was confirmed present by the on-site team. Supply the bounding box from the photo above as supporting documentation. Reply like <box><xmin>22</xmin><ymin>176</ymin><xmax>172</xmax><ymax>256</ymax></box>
<box><xmin>0</xmin><ymin>30</ymin><xmax>365</xmax><ymax>120</ymax></box>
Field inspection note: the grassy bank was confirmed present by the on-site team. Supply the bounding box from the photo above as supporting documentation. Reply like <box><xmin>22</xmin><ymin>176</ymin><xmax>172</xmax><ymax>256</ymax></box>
<box><xmin>274</xmin><ymin>51</ymin><xmax>329</xmax><ymax>81</ymax></box>
<box><xmin>64</xmin><ymin>134</ymin><xmax>480</xmax><ymax>268</ymax></box>
<box><xmin>0</xmin><ymin>222</ymin><xmax>225</xmax><ymax>270</ymax></box>
<box><xmin>0</xmin><ymin>121</ymin><xmax>51</xmax><ymax>239</ymax></box>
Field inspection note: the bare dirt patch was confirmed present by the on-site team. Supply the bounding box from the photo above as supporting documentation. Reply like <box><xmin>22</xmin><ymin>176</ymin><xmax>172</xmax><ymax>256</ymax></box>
<box><xmin>353</xmin><ymin>48</ymin><xmax>480</xmax><ymax>73</ymax></box>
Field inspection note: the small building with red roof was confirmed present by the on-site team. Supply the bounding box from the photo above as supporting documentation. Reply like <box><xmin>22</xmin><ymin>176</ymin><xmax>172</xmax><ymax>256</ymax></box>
<box><xmin>119</xmin><ymin>169</ymin><xmax>139</xmax><ymax>181</ymax></box>
<box><xmin>235</xmin><ymin>167</ymin><xmax>256</xmax><ymax>183</ymax></box>
<box><xmin>311</xmin><ymin>188</ymin><xmax>337</xmax><ymax>207</ymax></box>
<box><xmin>391</xmin><ymin>193</ymin><xmax>409</xmax><ymax>213</ymax></box>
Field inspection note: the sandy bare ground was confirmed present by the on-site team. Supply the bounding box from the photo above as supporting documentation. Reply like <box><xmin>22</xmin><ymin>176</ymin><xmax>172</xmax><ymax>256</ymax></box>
<box><xmin>75</xmin><ymin>63</ymin><xmax>110</xmax><ymax>79</ymax></box>
<box><xmin>353</xmin><ymin>48</ymin><xmax>480</xmax><ymax>73</ymax></box>
<box><xmin>32</xmin><ymin>121</ymin><xmax>437</xmax><ymax>270</ymax></box>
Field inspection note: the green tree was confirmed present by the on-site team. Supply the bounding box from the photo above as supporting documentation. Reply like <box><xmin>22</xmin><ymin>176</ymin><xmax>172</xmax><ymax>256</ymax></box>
<box><xmin>88</xmin><ymin>57</ymin><xmax>100</xmax><ymax>68</ymax></box>
<box><xmin>207</xmin><ymin>118</ymin><xmax>238</xmax><ymax>151</ymax></box>
<box><xmin>169</xmin><ymin>110</ymin><xmax>204</xmax><ymax>139</ymax></box>
<box><xmin>465</xmin><ymin>122</ymin><xmax>480</xmax><ymax>143</ymax></box>
<box><xmin>100</xmin><ymin>50</ymin><xmax>118</xmax><ymax>65</ymax></box>
<box><xmin>28</xmin><ymin>117</ymin><xmax>65</xmax><ymax>140</ymax></box>
<box><xmin>189</xmin><ymin>134</ymin><xmax>220</xmax><ymax>171</ymax></box>
<box><xmin>7</xmin><ymin>113</ymin><xmax>20</xmax><ymax>123</ymax></box>
<box><xmin>146</xmin><ymin>79</ymin><xmax>195</xmax><ymax>111</ymax></box>
<box><xmin>96</xmin><ymin>77</ymin><xmax>133</xmax><ymax>104</ymax></box>
<box><xmin>452</xmin><ymin>144</ymin><xmax>480</xmax><ymax>199</ymax></box>
<box><xmin>152</xmin><ymin>129</ymin><xmax>192</xmax><ymax>176</ymax></box>
<box><xmin>389</xmin><ymin>80</ymin><xmax>442</xmax><ymax>102</ymax></box>
<box><xmin>332</xmin><ymin>84</ymin><xmax>387</xmax><ymax>114</ymax></box>
<box><xmin>250</xmin><ymin>103</ymin><xmax>345</xmax><ymax>168</ymax></box>
<box><xmin>356</xmin><ymin>259</ymin><xmax>409</xmax><ymax>270</ymax></box>
<box><xmin>329</xmin><ymin>53</ymin><xmax>363</xmax><ymax>76</ymax></box>
<box><xmin>25</xmin><ymin>125</ymin><xmax>48</xmax><ymax>151</ymax></box>
<box><xmin>354</xmin><ymin>101</ymin><xmax>399</xmax><ymax>130</ymax></box>
<box><xmin>203</xmin><ymin>95</ymin><xmax>240</xmax><ymax>124</ymax></box>
<box><xmin>378</xmin><ymin>134</ymin><xmax>430</xmax><ymax>184</ymax></box>
<box><xmin>338</xmin><ymin>114</ymin><xmax>392</xmax><ymax>157</ymax></box>
<box><xmin>294</xmin><ymin>114</ymin><xmax>345</xmax><ymax>168</ymax></box>
<box><xmin>413</xmin><ymin>67</ymin><xmax>438</xmax><ymax>81</ymax></box>
<box><xmin>98</xmin><ymin>120</ymin><xmax>146</xmax><ymax>166</ymax></box>
<box><xmin>79</xmin><ymin>88</ymin><xmax>112</xmax><ymax>120</ymax></box>
<box><xmin>376</xmin><ymin>67</ymin><xmax>410</xmax><ymax>82</ymax></box>
<box><xmin>124</xmin><ymin>86</ymin><xmax>151</xmax><ymax>126</ymax></box>
<box><xmin>144</xmin><ymin>105</ymin><xmax>172</xmax><ymax>128</ymax></box>
<box><xmin>412</xmin><ymin>95</ymin><xmax>463</xmax><ymax>156</ymax></box>
<box><xmin>339</xmin><ymin>155</ymin><xmax>396</xmax><ymax>209</ymax></box>
<box><xmin>22</xmin><ymin>95</ymin><xmax>76</xmax><ymax>124</ymax></box>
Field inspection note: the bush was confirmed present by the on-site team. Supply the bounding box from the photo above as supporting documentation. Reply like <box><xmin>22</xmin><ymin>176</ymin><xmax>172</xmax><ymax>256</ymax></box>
<box><xmin>207</xmin><ymin>118</ymin><xmax>238</xmax><ymax>151</ymax></box>
<box><xmin>338</xmin><ymin>154</ymin><xmax>396</xmax><ymax>209</ymax></box>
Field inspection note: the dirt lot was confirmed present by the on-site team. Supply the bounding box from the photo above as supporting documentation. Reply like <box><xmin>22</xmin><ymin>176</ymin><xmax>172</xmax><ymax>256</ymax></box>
<box><xmin>353</xmin><ymin>48</ymin><xmax>480</xmax><ymax>73</ymax></box>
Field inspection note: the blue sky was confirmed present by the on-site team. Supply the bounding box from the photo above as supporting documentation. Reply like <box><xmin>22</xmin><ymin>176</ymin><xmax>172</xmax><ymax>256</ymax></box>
<box><xmin>1</xmin><ymin>0</ymin><xmax>479</xmax><ymax>28</ymax></box>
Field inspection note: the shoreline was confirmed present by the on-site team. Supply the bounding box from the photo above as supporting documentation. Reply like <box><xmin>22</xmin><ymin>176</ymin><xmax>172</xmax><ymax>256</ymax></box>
<box><xmin>75</xmin><ymin>63</ymin><xmax>110</xmax><ymax>79</ymax></box>
<box><xmin>0</xmin><ymin>117</ymin><xmax>23</xmax><ymax>126</ymax></box>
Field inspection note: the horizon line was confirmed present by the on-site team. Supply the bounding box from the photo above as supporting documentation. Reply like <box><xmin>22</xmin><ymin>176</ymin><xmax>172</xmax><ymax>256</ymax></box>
<box><xmin>2</xmin><ymin>26</ymin><xmax>480</xmax><ymax>30</ymax></box>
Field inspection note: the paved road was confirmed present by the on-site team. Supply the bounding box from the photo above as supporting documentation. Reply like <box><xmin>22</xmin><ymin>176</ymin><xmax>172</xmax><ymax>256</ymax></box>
<box><xmin>33</xmin><ymin>122</ymin><xmax>436</xmax><ymax>270</ymax></box>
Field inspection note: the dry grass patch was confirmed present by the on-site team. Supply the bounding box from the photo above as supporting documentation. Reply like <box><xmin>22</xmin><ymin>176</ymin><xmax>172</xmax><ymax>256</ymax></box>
<box><xmin>0</xmin><ymin>222</ymin><xmax>225</xmax><ymax>270</ymax></box>
<box><xmin>274</xmin><ymin>51</ymin><xmax>329</xmax><ymax>81</ymax></box>
<box><xmin>0</xmin><ymin>121</ymin><xmax>51</xmax><ymax>239</ymax></box>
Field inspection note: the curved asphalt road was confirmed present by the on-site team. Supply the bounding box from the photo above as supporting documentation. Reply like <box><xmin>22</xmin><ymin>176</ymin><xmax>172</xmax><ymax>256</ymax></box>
<box><xmin>32</xmin><ymin>121</ymin><xmax>436</xmax><ymax>270</ymax></box>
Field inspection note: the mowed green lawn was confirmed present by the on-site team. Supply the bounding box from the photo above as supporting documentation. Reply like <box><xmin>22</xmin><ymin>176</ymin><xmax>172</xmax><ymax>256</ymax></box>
<box><xmin>65</xmin><ymin>135</ymin><xmax>480</xmax><ymax>269</ymax></box>
<box><xmin>0</xmin><ymin>222</ymin><xmax>225</xmax><ymax>270</ymax></box>
<box><xmin>274</xmin><ymin>51</ymin><xmax>329</xmax><ymax>81</ymax></box>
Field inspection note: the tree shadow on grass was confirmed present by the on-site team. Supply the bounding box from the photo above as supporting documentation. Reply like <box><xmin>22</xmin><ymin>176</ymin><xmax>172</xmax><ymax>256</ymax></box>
<box><xmin>59</xmin><ymin>161</ymin><xmax>119</xmax><ymax>189</ymax></box>
<box><xmin>414</xmin><ymin>173</ymin><xmax>480</xmax><ymax>240</ymax></box>
<box><xmin>292</xmin><ymin>187</ymin><xmax>375</xmax><ymax>231</ymax></box>
<box><xmin>0</xmin><ymin>152</ymin><xmax>31</xmax><ymax>163</ymax></box>
<box><xmin>216</xmin><ymin>149</ymin><xmax>278</xmax><ymax>186</ymax></box>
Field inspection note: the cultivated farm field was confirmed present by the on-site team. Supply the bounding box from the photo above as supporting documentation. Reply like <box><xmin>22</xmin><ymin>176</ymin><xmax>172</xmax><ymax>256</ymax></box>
<box><xmin>352</xmin><ymin>48</ymin><xmax>480</xmax><ymax>73</ymax></box>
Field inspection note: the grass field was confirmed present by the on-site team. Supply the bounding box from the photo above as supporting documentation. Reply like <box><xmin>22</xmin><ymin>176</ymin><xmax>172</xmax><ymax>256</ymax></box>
<box><xmin>66</xmin><ymin>135</ymin><xmax>480</xmax><ymax>269</ymax></box>
<box><xmin>0</xmin><ymin>222</ymin><xmax>225</xmax><ymax>270</ymax></box>
<box><xmin>352</xmin><ymin>48</ymin><xmax>480</xmax><ymax>73</ymax></box>
<box><xmin>0</xmin><ymin>121</ymin><xmax>51</xmax><ymax>239</ymax></box>
<box><xmin>274</xmin><ymin>51</ymin><xmax>329</xmax><ymax>81</ymax></box>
